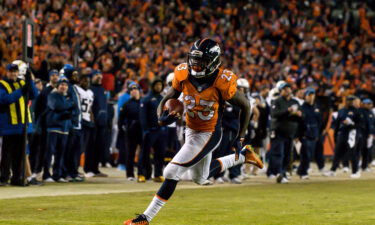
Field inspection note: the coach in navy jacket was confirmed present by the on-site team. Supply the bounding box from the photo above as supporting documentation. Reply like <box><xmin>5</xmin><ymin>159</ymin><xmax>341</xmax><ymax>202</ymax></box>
<box><xmin>84</xmin><ymin>70</ymin><xmax>108</xmax><ymax>177</ymax></box>
<box><xmin>139</xmin><ymin>79</ymin><xmax>164</xmax><ymax>132</ymax></box>
<box><xmin>328</xmin><ymin>96</ymin><xmax>362</xmax><ymax>176</ymax></box>
<box><xmin>297</xmin><ymin>88</ymin><xmax>321</xmax><ymax>178</ymax></box>
<box><xmin>118</xmin><ymin>82</ymin><xmax>142</xmax><ymax>179</ymax></box>
<box><xmin>138</xmin><ymin>77</ymin><xmax>166</xmax><ymax>182</ymax></box>
<box><xmin>43</xmin><ymin>78</ymin><xmax>74</xmax><ymax>182</ymax></box>
<box><xmin>91</xmin><ymin>72</ymin><xmax>108</xmax><ymax>127</ymax></box>
<box><xmin>29</xmin><ymin>69</ymin><xmax>59</xmax><ymax>176</ymax></box>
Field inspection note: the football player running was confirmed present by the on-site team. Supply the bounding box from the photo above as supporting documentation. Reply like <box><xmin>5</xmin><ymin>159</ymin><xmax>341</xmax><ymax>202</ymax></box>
<box><xmin>124</xmin><ymin>38</ymin><xmax>263</xmax><ymax>225</ymax></box>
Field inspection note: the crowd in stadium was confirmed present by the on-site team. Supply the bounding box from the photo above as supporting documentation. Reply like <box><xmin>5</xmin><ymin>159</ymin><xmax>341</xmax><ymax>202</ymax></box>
<box><xmin>0</xmin><ymin>0</ymin><xmax>375</xmax><ymax>186</ymax></box>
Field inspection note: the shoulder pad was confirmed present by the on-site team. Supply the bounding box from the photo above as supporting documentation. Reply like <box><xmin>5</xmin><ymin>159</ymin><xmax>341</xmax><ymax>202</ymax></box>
<box><xmin>174</xmin><ymin>63</ymin><xmax>189</xmax><ymax>80</ymax></box>
<box><xmin>215</xmin><ymin>69</ymin><xmax>238</xmax><ymax>100</ymax></box>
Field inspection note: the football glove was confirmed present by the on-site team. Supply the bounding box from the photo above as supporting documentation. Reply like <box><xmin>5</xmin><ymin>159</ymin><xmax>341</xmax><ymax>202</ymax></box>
<box><xmin>158</xmin><ymin>110</ymin><xmax>178</xmax><ymax>126</ymax></box>
<box><xmin>231</xmin><ymin>136</ymin><xmax>245</xmax><ymax>161</ymax></box>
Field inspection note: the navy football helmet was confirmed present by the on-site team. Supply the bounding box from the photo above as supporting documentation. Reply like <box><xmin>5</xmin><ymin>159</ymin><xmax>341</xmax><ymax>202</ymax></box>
<box><xmin>187</xmin><ymin>38</ymin><xmax>221</xmax><ymax>78</ymax></box>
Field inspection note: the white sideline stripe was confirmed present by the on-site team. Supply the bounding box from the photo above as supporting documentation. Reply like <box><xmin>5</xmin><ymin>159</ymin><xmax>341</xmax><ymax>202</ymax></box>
<box><xmin>1</xmin><ymin>175</ymin><xmax>374</xmax><ymax>200</ymax></box>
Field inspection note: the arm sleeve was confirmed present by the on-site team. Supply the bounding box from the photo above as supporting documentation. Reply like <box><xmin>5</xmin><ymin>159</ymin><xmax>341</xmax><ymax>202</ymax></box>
<box><xmin>139</xmin><ymin>98</ymin><xmax>149</xmax><ymax>131</ymax></box>
<box><xmin>28</xmin><ymin>81</ymin><xmax>39</xmax><ymax>100</ymax></box>
<box><xmin>172</xmin><ymin>73</ymin><xmax>182</xmax><ymax>92</ymax></box>
<box><xmin>0</xmin><ymin>88</ymin><xmax>22</xmax><ymax>105</ymax></box>
<box><xmin>172</xmin><ymin>64</ymin><xmax>189</xmax><ymax>92</ymax></box>
<box><xmin>33</xmin><ymin>90</ymin><xmax>45</xmax><ymax>120</ymax></box>
<box><xmin>69</xmin><ymin>87</ymin><xmax>80</xmax><ymax>118</ymax></box>
<box><xmin>47</xmin><ymin>94</ymin><xmax>57</xmax><ymax>111</ymax></box>
<box><xmin>217</xmin><ymin>71</ymin><xmax>237</xmax><ymax>101</ymax></box>
<box><xmin>118</xmin><ymin>104</ymin><xmax>127</xmax><ymax>128</ymax></box>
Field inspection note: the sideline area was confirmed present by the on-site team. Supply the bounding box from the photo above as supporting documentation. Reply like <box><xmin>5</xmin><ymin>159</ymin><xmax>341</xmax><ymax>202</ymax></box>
<box><xmin>1</xmin><ymin>166</ymin><xmax>375</xmax><ymax>200</ymax></box>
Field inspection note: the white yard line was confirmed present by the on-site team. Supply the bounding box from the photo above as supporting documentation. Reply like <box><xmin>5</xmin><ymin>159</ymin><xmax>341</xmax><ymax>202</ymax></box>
<box><xmin>1</xmin><ymin>167</ymin><xmax>374</xmax><ymax>200</ymax></box>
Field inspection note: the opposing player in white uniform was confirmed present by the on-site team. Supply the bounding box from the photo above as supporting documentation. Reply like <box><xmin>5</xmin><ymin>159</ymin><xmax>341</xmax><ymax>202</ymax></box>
<box><xmin>76</xmin><ymin>74</ymin><xmax>94</xmax><ymax>178</ymax></box>
<box><xmin>76</xmin><ymin>81</ymin><xmax>94</xmax><ymax>124</ymax></box>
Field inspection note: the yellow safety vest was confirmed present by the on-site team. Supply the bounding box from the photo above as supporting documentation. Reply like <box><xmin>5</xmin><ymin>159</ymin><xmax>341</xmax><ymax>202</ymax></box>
<box><xmin>0</xmin><ymin>79</ymin><xmax>32</xmax><ymax>125</ymax></box>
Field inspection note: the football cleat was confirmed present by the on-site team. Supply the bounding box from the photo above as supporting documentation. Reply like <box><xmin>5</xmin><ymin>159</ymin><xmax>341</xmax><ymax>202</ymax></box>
<box><xmin>276</xmin><ymin>174</ymin><xmax>289</xmax><ymax>184</ymax></box>
<box><xmin>242</xmin><ymin>145</ymin><xmax>264</xmax><ymax>169</ymax></box>
<box><xmin>350</xmin><ymin>172</ymin><xmax>361</xmax><ymax>179</ymax></box>
<box><xmin>323</xmin><ymin>171</ymin><xmax>336</xmax><ymax>177</ymax></box>
<box><xmin>137</xmin><ymin>175</ymin><xmax>146</xmax><ymax>183</ymax></box>
<box><xmin>200</xmin><ymin>179</ymin><xmax>213</xmax><ymax>186</ymax></box>
<box><xmin>124</xmin><ymin>214</ymin><xmax>149</xmax><ymax>225</ymax></box>
<box><xmin>153</xmin><ymin>176</ymin><xmax>165</xmax><ymax>183</ymax></box>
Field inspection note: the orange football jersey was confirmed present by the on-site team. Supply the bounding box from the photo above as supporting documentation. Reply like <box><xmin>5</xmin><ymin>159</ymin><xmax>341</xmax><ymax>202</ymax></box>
<box><xmin>172</xmin><ymin>63</ymin><xmax>237</xmax><ymax>132</ymax></box>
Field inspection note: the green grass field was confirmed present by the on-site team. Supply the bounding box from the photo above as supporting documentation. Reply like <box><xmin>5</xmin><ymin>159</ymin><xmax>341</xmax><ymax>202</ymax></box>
<box><xmin>1</xmin><ymin>179</ymin><xmax>375</xmax><ymax>225</ymax></box>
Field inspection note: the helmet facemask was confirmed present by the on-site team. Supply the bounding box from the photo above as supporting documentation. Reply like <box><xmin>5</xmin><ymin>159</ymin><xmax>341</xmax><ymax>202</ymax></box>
<box><xmin>188</xmin><ymin>50</ymin><xmax>221</xmax><ymax>79</ymax></box>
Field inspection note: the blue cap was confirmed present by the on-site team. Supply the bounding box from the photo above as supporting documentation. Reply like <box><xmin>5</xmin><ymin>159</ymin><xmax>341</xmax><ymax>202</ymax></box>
<box><xmin>363</xmin><ymin>98</ymin><xmax>373</xmax><ymax>104</ymax></box>
<box><xmin>57</xmin><ymin>77</ymin><xmax>69</xmax><ymax>86</ymax></box>
<box><xmin>49</xmin><ymin>69</ymin><xmax>59</xmax><ymax>77</ymax></box>
<box><xmin>128</xmin><ymin>81</ymin><xmax>139</xmax><ymax>89</ymax></box>
<box><xmin>305</xmin><ymin>87</ymin><xmax>316</xmax><ymax>96</ymax></box>
<box><xmin>279</xmin><ymin>82</ymin><xmax>291</xmax><ymax>90</ymax></box>
<box><xmin>90</xmin><ymin>70</ymin><xmax>102</xmax><ymax>78</ymax></box>
<box><xmin>63</xmin><ymin>64</ymin><xmax>74</xmax><ymax>71</ymax></box>
<box><xmin>6</xmin><ymin>64</ymin><xmax>18</xmax><ymax>71</ymax></box>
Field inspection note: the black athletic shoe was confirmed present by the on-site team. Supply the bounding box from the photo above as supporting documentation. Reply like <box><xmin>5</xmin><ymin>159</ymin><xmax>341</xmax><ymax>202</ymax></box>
<box><xmin>10</xmin><ymin>180</ymin><xmax>29</xmax><ymax>186</ymax></box>
<box><xmin>28</xmin><ymin>178</ymin><xmax>43</xmax><ymax>186</ymax></box>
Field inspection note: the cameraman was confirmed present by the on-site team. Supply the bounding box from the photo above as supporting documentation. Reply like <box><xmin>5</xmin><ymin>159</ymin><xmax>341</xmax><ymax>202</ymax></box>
<box><xmin>0</xmin><ymin>64</ymin><xmax>38</xmax><ymax>186</ymax></box>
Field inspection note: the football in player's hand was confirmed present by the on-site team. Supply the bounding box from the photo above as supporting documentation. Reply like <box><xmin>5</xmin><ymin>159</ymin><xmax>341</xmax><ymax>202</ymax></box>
<box><xmin>164</xmin><ymin>99</ymin><xmax>184</xmax><ymax>116</ymax></box>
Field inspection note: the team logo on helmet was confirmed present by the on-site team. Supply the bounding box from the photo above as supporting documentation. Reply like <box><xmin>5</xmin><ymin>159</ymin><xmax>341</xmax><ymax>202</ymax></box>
<box><xmin>209</xmin><ymin>45</ymin><xmax>220</xmax><ymax>54</ymax></box>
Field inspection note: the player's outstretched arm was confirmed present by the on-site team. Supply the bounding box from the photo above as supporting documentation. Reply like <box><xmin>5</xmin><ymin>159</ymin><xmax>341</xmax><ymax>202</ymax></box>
<box><xmin>227</xmin><ymin>91</ymin><xmax>251</xmax><ymax>139</ymax></box>
<box><xmin>157</xmin><ymin>87</ymin><xmax>182</xmax><ymax>118</ymax></box>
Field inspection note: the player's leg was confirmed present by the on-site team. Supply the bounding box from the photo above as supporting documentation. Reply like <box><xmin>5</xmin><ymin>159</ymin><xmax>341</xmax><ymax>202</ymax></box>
<box><xmin>282</xmin><ymin>138</ymin><xmax>293</xmax><ymax>177</ymax></box>
<box><xmin>125</xmin><ymin>132</ymin><xmax>138</xmax><ymax>179</ymax></box>
<box><xmin>140</xmin><ymin>163</ymin><xmax>185</xmax><ymax>223</ymax></box>
<box><xmin>267</xmin><ymin>136</ymin><xmax>285</xmax><ymax>177</ymax></box>
<box><xmin>138</xmin><ymin>132</ymin><xmax>156</xmax><ymax>181</ymax></box>
<box><xmin>209</xmin><ymin>145</ymin><xmax>263</xmax><ymax>178</ymax></box>
<box><xmin>144</xmin><ymin>129</ymin><xmax>215</xmax><ymax>218</ymax></box>
<box><xmin>43</xmin><ymin>132</ymin><xmax>57</xmax><ymax>180</ymax></box>
<box><xmin>84</xmin><ymin>127</ymin><xmax>97</xmax><ymax>175</ymax></box>
<box><xmin>152</xmin><ymin>130</ymin><xmax>167</xmax><ymax>181</ymax></box>
<box><xmin>124</xmin><ymin>128</ymin><xmax>214</xmax><ymax>224</ymax></box>
<box><xmin>330</xmin><ymin>135</ymin><xmax>348</xmax><ymax>172</ymax></box>
<box><xmin>213</xmin><ymin>128</ymin><xmax>234</xmax><ymax>182</ymax></box>
<box><xmin>350</xmin><ymin>144</ymin><xmax>361</xmax><ymax>175</ymax></box>
<box><xmin>190</xmin><ymin>152</ymin><xmax>212</xmax><ymax>185</ymax></box>
<box><xmin>314</xmin><ymin>134</ymin><xmax>325</xmax><ymax>170</ymax></box>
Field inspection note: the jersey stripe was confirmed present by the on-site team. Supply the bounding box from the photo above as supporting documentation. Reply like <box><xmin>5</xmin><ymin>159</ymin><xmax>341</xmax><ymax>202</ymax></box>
<box><xmin>0</xmin><ymin>80</ymin><xmax>18</xmax><ymax>124</ymax></box>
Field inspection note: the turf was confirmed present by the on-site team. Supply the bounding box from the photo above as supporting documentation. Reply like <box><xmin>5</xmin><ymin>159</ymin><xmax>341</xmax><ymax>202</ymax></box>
<box><xmin>1</xmin><ymin>180</ymin><xmax>375</xmax><ymax>225</ymax></box>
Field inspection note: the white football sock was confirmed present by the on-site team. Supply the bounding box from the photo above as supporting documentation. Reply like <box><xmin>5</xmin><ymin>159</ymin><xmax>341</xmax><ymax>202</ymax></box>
<box><xmin>217</xmin><ymin>154</ymin><xmax>245</xmax><ymax>172</ymax></box>
<box><xmin>143</xmin><ymin>195</ymin><xmax>166</xmax><ymax>222</ymax></box>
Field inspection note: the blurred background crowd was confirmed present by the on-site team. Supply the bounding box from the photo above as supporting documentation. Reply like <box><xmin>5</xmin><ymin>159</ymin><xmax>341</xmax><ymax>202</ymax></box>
<box><xmin>0</xmin><ymin>0</ymin><xmax>375</xmax><ymax>186</ymax></box>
